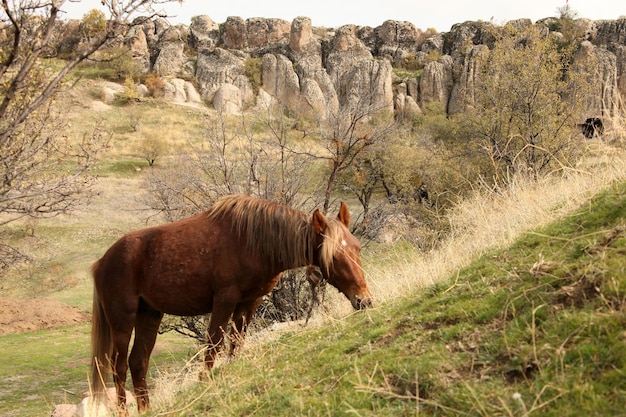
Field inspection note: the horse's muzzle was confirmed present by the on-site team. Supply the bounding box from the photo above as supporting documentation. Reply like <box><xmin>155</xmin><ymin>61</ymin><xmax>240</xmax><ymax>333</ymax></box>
<box><xmin>352</xmin><ymin>295</ymin><xmax>373</xmax><ymax>310</ymax></box>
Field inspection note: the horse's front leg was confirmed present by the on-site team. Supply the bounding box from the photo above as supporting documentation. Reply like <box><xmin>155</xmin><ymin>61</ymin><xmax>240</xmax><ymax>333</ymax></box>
<box><xmin>205</xmin><ymin>288</ymin><xmax>240</xmax><ymax>370</ymax></box>
<box><xmin>229</xmin><ymin>297</ymin><xmax>263</xmax><ymax>356</ymax></box>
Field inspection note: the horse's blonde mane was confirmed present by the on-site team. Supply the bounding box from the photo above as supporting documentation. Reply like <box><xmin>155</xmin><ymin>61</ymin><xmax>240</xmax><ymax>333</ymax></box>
<box><xmin>317</xmin><ymin>220</ymin><xmax>349</xmax><ymax>274</ymax></box>
<box><xmin>207</xmin><ymin>195</ymin><xmax>344</xmax><ymax>271</ymax></box>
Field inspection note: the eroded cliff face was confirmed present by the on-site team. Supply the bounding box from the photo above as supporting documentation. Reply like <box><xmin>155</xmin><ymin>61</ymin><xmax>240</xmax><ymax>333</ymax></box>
<box><xmin>119</xmin><ymin>14</ymin><xmax>625</xmax><ymax>120</ymax></box>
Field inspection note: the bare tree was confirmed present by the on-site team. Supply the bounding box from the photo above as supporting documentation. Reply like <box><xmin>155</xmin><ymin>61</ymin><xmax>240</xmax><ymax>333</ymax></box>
<box><xmin>144</xmin><ymin>106</ymin><xmax>320</xmax><ymax>221</ymax></box>
<box><xmin>315</xmin><ymin>89</ymin><xmax>396</xmax><ymax>213</ymax></box>
<box><xmin>0</xmin><ymin>1</ymin><xmax>178</xmax><ymax>222</ymax></box>
<box><xmin>0</xmin><ymin>0</ymin><xmax>180</xmax><ymax>276</ymax></box>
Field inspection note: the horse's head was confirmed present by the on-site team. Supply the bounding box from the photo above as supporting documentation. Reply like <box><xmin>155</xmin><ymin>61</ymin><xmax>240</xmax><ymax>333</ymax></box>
<box><xmin>312</xmin><ymin>202</ymin><xmax>372</xmax><ymax>310</ymax></box>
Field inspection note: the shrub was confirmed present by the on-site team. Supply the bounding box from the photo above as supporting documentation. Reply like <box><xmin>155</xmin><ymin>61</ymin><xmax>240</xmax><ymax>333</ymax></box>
<box><xmin>138</xmin><ymin>135</ymin><xmax>166</xmax><ymax>166</ymax></box>
<box><xmin>114</xmin><ymin>77</ymin><xmax>139</xmax><ymax>104</ymax></box>
<box><xmin>243</xmin><ymin>57</ymin><xmax>263</xmax><ymax>93</ymax></box>
<box><xmin>464</xmin><ymin>25</ymin><xmax>590</xmax><ymax>184</ymax></box>
<box><xmin>145</xmin><ymin>73</ymin><xmax>166</xmax><ymax>97</ymax></box>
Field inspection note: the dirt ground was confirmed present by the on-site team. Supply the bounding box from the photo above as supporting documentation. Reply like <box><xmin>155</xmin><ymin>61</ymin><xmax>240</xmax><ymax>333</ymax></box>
<box><xmin>0</xmin><ymin>297</ymin><xmax>90</xmax><ymax>335</ymax></box>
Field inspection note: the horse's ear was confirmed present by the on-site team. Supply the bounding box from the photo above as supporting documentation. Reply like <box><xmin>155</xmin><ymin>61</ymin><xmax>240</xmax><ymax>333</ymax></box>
<box><xmin>312</xmin><ymin>209</ymin><xmax>327</xmax><ymax>234</ymax></box>
<box><xmin>337</xmin><ymin>202</ymin><xmax>350</xmax><ymax>227</ymax></box>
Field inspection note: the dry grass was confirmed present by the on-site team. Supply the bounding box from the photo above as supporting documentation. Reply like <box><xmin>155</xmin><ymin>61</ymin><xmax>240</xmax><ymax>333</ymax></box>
<box><xmin>358</xmin><ymin>141</ymin><xmax>626</xmax><ymax>306</ymax></box>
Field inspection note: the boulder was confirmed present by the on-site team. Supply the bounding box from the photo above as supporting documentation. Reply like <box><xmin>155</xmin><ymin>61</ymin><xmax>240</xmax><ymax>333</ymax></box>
<box><xmin>593</xmin><ymin>18</ymin><xmax>626</xmax><ymax>45</ymax></box>
<box><xmin>195</xmin><ymin>47</ymin><xmax>245</xmax><ymax>101</ymax></box>
<box><xmin>573</xmin><ymin>40</ymin><xmax>619</xmax><ymax>117</ymax></box>
<box><xmin>125</xmin><ymin>25</ymin><xmax>149</xmax><ymax>58</ymax></box>
<box><xmin>136</xmin><ymin>83</ymin><xmax>149</xmax><ymax>97</ymax></box>
<box><xmin>246</xmin><ymin>17</ymin><xmax>291</xmax><ymax>49</ymax></box>
<box><xmin>223</xmin><ymin>17</ymin><xmax>290</xmax><ymax>50</ymax></box>
<box><xmin>213</xmin><ymin>83</ymin><xmax>243</xmax><ymax>113</ymax></box>
<box><xmin>421</xmin><ymin>33</ymin><xmax>444</xmax><ymax>54</ymax></box>
<box><xmin>448</xmin><ymin>45</ymin><xmax>488</xmax><ymax>114</ymax></box>
<box><xmin>394</xmin><ymin>82</ymin><xmax>421</xmax><ymax>118</ymax></box>
<box><xmin>375</xmin><ymin>20</ymin><xmax>421</xmax><ymax>59</ymax></box>
<box><xmin>164</xmin><ymin>78</ymin><xmax>188</xmax><ymax>102</ymax></box>
<box><xmin>261</xmin><ymin>53</ymin><xmax>301</xmax><ymax>110</ymax></box>
<box><xmin>125</xmin><ymin>25</ymin><xmax>150</xmax><ymax>73</ymax></box>
<box><xmin>326</xmin><ymin>25</ymin><xmax>393</xmax><ymax>112</ymax></box>
<box><xmin>590</xmin><ymin>18</ymin><xmax>626</xmax><ymax>111</ymax></box>
<box><xmin>51</xmin><ymin>404</ymin><xmax>76</xmax><ymax>417</ymax></box>
<box><xmin>443</xmin><ymin>21</ymin><xmax>497</xmax><ymax>57</ymax></box>
<box><xmin>419</xmin><ymin>56</ymin><xmax>453</xmax><ymax>110</ymax></box>
<box><xmin>100</xmin><ymin>82</ymin><xmax>125</xmax><ymax>104</ymax></box>
<box><xmin>255</xmin><ymin>88</ymin><xmax>278</xmax><ymax>110</ymax></box>
<box><xmin>290</xmin><ymin>16</ymin><xmax>319</xmax><ymax>54</ymax></box>
<box><xmin>184</xmin><ymin>81</ymin><xmax>202</xmax><ymax>103</ymax></box>
<box><xmin>153</xmin><ymin>26</ymin><xmax>185</xmax><ymax>76</ymax></box>
<box><xmin>188</xmin><ymin>15</ymin><xmax>220</xmax><ymax>50</ymax></box>
<box><xmin>222</xmin><ymin>16</ymin><xmax>246</xmax><ymax>50</ymax></box>
<box><xmin>51</xmin><ymin>388</ymin><xmax>136</xmax><ymax>417</ymax></box>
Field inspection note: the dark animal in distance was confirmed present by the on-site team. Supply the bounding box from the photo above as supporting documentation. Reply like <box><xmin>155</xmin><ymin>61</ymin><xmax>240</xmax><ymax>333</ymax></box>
<box><xmin>580</xmin><ymin>117</ymin><xmax>604</xmax><ymax>139</ymax></box>
<box><xmin>90</xmin><ymin>194</ymin><xmax>372</xmax><ymax>415</ymax></box>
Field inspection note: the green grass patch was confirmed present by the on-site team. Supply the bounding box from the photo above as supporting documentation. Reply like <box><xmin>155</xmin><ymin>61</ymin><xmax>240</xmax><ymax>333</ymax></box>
<box><xmin>93</xmin><ymin>157</ymin><xmax>150</xmax><ymax>177</ymax></box>
<box><xmin>0</xmin><ymin>325</ymin><xmax>92</xmax><ymax>417</ymax></box>
<box><xmin>0</xmin><ymin>325</ymin><xmax>195</xmax><ymax>417</ymax></box>
<box><xmin>392</xmin><ymin>67</ymin><xmax>423</xmax><ymax>80</ymax></box>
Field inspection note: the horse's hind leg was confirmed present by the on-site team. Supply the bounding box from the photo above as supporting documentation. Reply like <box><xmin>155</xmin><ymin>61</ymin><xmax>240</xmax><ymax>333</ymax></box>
<box><xmin>129</xmin><ymin>299</ymin><xmax>163</xmax><ymax>412</ymax></box>
<box><xmin>109</xmin><ymin>313</ymin><xmax>136</xmax><ymax>415</ymax></box>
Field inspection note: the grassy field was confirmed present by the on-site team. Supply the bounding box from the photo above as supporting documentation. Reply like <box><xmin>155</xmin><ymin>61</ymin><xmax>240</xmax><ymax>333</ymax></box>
<box><xmin>1</xmin><ymin>77</ymin><xmax>625</xmax><ymax>416</ymax></box>
<box><xmin>0</xmin><ymin>324</ymin><xmax>194</xmax><ymax>416</ymax></box>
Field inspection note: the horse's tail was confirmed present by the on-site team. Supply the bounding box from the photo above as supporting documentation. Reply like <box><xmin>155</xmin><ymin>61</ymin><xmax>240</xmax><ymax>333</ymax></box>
<box><xmin>90</xmin><ymin>259</ymin><xmax>112</xmax><ymax>403</ymax></box>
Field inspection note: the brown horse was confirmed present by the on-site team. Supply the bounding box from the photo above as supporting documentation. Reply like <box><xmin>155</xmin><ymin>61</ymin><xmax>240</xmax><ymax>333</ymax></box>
<box><xmin>90</xmin><ymin>194</ymin><xmax>372</xmax><ymax>414</ymax></box>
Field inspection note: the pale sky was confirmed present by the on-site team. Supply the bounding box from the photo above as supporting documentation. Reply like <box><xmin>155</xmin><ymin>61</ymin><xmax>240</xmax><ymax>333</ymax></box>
<box><xmin>61</xmin><ymin>0</ymin><xmax>625</xmax><ymax>32</ymax></box>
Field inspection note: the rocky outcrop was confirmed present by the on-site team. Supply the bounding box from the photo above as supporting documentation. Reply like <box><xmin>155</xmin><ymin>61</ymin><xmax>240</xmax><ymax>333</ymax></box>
<box><xmin>188</xmin><ymin>15</ymin><xmax>220</xmax><ymax>50</ymax></box>
<box><xmin>98</xmin><ymin>14</ymin><xmax>626</xmax><ymax>118</ymax></box>
<box><xmin>195</xmin><ymin>47</ymin><xmax>254</xmax><ymax>107</ymax></box>
<box><xmin>288</xmin><ymin>17</ymin><xmax>338</xmax><ymax>115</ymax></box>
<box><xmin>375</xmin><ymin>20</ymin><xmax>422</xmax><ymax>64</ymax></box>
<box><xmin>123</xmin><ymin>24</ymin><xmax>149</xmax><ymax>72</ymax></box>
<box><xmin>152</xmin><ymin>25</ymin><xmax>185</xmax><ymax>76</ymax></box>
<box><xmin>260</xmin><ymin>19</ymin><xmax>392</xmax><ymax>117</ymax></box>
<box><xmin>420</xmin><ymin>56</ymin><xmax>453</xmax><ymax>110</ymax></box>
<box><xmin>589</xmin><ymin>19</ymin><xmax>626</xmax><ymax>116</ymax></box>
<box><xmin>123</xmin><ymin>17</ymin><xmax>188</xmax><ymax>78</ymax></box>
<box><xmin>448</xmin><ymin>45</ymin><xmax>488</xmax><ymax>114</ymax></box>
<box><xmin>326</xmin><ymin>25</ymin><xmax>393</xmax><ymax>112</ymax></box>
<box><xmin>222</xmin><ymin>16</ymin><xmax>291</xmax><ymax>51</ymax></box>
<box><xmin>573</xmin><ymin>40</ymin><xmax>619</xmax><ymax>118</ymax></box>
<box><xmin>261</xmin><ymin>53</ymin><xmax>302</xmax><ymax>111</ymax></box>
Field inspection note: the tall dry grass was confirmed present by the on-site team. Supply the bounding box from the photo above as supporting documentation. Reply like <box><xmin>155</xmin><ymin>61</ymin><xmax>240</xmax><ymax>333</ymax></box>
<box><xmin>362</xmin><ymin>140</ymin><xmax>626</xmax><ymax>306</ymax></box>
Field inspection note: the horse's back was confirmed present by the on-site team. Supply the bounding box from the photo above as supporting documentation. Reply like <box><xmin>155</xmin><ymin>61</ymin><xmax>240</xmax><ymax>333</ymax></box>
<box><xmin>92</xmin><ymin>211</ymin><xmax>245</xmax><ymax>316</ymax></box>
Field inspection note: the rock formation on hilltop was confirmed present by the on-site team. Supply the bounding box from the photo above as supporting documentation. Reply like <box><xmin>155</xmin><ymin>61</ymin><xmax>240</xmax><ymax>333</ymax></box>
<box><xmin>75</xmin><ymin>14</ymin><xmax>626</xmax><ymax>121</ymax></box>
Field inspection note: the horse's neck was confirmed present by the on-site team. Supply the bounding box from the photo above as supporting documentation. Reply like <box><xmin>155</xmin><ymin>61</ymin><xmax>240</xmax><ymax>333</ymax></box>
<box><xmin>277</xmin><ymin>227</ymin><xmax>316</xmax><ymax>274</ymax></box>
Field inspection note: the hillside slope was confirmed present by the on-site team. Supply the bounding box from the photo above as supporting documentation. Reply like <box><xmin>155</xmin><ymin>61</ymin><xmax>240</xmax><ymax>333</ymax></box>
<box><xmin>149</xmin><ymin>180</ymin><xmax>626</xmax><ymax>416</ymax></box>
